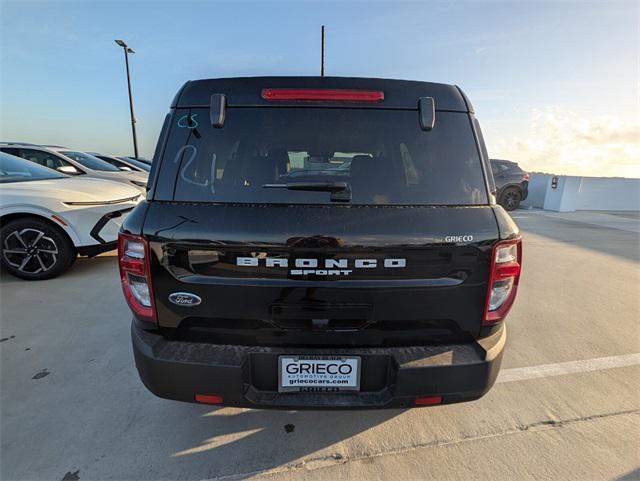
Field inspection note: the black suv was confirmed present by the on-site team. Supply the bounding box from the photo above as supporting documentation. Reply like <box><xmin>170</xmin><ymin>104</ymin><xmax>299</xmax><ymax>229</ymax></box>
<box><xmin>490</xmin><ymin>159</ymin><xmax>529</xmax><ymax>211</ymax></box>
<box><xmin>120</xmin><ymin>77</ymin><xmax>522</xmax><ymax>410</ymax></box>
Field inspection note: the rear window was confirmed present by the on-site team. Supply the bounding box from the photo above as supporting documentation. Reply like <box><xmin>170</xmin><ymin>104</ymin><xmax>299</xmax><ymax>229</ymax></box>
<box><xmin>164</xmin><ymin>108</ymin><xmax>488</xmax><ymax>205</ymax></box>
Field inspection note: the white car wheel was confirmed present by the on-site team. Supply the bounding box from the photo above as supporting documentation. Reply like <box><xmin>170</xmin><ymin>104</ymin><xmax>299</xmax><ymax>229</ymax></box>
<box><xmin>1</xmin><ymin>218</ymin><xmax>76</xmax><ymax>280</ymax></box>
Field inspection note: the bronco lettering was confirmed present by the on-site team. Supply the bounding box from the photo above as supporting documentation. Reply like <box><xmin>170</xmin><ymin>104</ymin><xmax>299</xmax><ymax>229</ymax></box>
<box><xmin>236</xmin><ymin>256</ymin><xmax>406</xmax><ymax>276</ymax></box>
<box><xmin>236</xmin><ymin>257</ymin><xmax>406</xmax><ymax>269</ymax></box>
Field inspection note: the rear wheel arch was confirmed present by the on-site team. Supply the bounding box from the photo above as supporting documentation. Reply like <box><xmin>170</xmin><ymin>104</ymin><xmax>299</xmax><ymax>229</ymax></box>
<box><xmin>1</xmin><ymin>212</ymin><xmax>77</xmax><ymax>246</ymax></box>
<box><xmin>500</xmin><ymin>184</ymin><xmax>523</xmax><ymax>195</ymax></box>
<box><xmin>1</xmin><ymin>211</ymin><xmax>80</xmax><ymax>246</ymax></box>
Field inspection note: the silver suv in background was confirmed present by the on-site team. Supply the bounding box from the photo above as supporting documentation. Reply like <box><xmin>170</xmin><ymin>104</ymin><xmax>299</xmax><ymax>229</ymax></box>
<box><xmin>0</xmin><ymin>143</ymin><xmax>148</xmax><ymax>192</ymax></box>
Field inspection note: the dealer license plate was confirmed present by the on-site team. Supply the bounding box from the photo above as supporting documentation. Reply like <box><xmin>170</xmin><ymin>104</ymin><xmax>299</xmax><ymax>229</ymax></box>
<box><xmin>278</xmin><ymin>355</ymin><xmax>361</xmax><ymax>392</ymax></box>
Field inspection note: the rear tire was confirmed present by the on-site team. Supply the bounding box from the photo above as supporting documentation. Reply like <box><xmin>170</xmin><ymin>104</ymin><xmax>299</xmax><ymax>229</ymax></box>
<box><xmin>0</xmin><ymin>218</ymin><xmax>76</xmax><ymax>280</ymax></box>
<box><xmin>499</xmin><ymin>187</ymin><xmax>522</xmax><ymax>211</ymax></box>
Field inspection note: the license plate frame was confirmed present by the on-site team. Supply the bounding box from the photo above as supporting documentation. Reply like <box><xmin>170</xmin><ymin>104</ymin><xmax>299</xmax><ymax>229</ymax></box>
<box><xmin>278</xmin><ymin>355</ymin><xmax>361</xmax><ymax>393</ymax></box>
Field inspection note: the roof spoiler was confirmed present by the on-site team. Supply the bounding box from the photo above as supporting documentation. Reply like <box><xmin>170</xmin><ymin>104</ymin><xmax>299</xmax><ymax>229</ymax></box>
<box><xmin>418</xmin><ymin>97</ymin><xmax>435</xmax><ymax>131</ymax></box>
<box><xmin>210</xmin><ymin>93</ymin><xmax>227</xmax><ymax>128</ymax></box>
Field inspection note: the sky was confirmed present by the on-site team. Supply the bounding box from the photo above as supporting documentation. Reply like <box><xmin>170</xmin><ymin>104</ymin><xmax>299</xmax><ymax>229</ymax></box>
<box><xmin>1</xmin><ymin>0</ymin><xmax>638</xmax><ymax>178</ymax></box>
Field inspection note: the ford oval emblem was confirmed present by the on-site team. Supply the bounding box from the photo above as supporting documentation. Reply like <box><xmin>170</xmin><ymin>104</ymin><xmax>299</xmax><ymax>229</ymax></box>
<box><xmin>168</xmin><ymin>292</ymin><xmax>202</xmax><ymax>307</ymax></box>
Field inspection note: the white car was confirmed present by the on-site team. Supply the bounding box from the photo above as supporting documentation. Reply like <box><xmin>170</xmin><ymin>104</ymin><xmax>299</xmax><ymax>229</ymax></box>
<box><xmin>0</xmin><ymin>152</ymin><xmax>141</xmax><ymax>280</ymax></box>
<box><xmin>0</xmin><ymin>143</ymin><xmax>148</xmax><ymax>192</ymax></box>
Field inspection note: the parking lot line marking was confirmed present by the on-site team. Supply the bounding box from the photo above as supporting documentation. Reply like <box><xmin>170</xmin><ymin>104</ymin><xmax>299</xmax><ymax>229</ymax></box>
<box><xmin>497</xmin><ymin>353</ymin><xmax>640</xmax><ymax>383</ymax></box>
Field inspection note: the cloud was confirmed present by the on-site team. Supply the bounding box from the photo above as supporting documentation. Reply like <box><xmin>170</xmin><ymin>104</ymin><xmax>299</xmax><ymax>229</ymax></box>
<box><xmin>490</xmin><ymin>107</ymin><xmax>640</xmax><ymax>178</ymax></box>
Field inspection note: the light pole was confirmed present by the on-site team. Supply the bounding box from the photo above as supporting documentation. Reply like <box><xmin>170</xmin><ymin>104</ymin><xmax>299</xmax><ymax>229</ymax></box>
<box><xmin>321</xmin><ymin>25</ymin><xmax>325</xmax><ymax>77</ymax></box>
<box><xmin>114</xmin><ymin>39</ymin><xmax>139</xmax><ymax>158</ymax></box>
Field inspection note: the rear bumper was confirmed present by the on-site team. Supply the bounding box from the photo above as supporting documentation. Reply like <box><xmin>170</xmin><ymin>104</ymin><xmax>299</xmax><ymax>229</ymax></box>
<box><xmin>132</xmin><ymin>322</ymin><xmax>506</xmax><ymax>410</ymax></box>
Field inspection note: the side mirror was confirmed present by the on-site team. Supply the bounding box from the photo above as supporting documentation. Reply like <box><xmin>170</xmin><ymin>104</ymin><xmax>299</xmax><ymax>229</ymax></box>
<box><xmin>418</xmin><ymin>97</ymin><xmax>435</xmax><ymax>131</ymax></box>
<box><xmin>57</xmin><ymin>165</ymin><xmax>81</xmax><ymax>175</ymax></box>
<box><xmin>119</xmin><ymin>166</ymin><xmax>133</xmax><ymax>171</ymax></box>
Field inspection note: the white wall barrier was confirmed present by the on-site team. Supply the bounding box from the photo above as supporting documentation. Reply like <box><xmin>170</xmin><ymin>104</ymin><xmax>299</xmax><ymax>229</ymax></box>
<box><xmin>521</xmin><ymin>175</ymin><xmax>640</xmax><ymax>212</ymax></box>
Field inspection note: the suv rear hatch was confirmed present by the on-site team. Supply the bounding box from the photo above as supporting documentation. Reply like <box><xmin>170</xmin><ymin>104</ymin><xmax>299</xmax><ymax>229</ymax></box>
<box><xmin>143</xmin><ymin>78</ymin><xmax>500</xmax><ymax>346</ymax></box>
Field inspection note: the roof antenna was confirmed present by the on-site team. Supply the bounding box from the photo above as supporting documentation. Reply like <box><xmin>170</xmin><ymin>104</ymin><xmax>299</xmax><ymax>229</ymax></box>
<box><xmin>321</xmin><ymin>25</ymin><xmax>325</xmax><ymax>77</ymax></box>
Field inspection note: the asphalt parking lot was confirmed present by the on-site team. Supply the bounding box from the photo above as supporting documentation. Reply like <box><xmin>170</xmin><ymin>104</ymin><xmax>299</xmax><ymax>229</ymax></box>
<box><xmin>1</xmin><ymin>210</ymin><xmax>639</xmax><ymax>481</ymax></box>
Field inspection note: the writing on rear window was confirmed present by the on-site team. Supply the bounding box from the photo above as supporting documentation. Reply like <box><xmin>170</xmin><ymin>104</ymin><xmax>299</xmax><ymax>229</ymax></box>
<box><xmin>167</xmin><ymin>108</ymin><xmax>488</xmax><ymax>205</ymax></box>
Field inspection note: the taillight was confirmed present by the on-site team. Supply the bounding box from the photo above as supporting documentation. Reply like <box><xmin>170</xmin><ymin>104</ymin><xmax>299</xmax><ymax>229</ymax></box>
<box><xmin>484</xmin><ymin>238</ymin><xmax>522</xmax><ymax>325</ymax></box>
<box><xmin>261</xmin><ymin>88</ymin><xmax>384</xmax><ymax>102</ymax></box>
<box><xmin>522</xmin><ymin>173</ymin><xmax>530</xmax><ymax>182</ymax></box>
<box><xmin>118</xmin><ymin>232</ymin><xmax>156</xmax><ymax>323</ymax></box>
